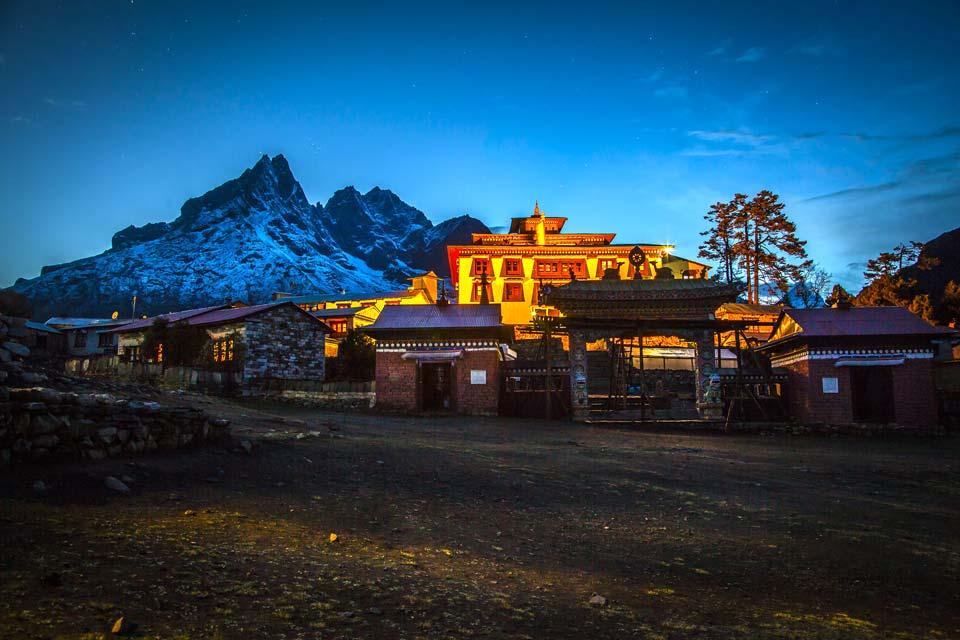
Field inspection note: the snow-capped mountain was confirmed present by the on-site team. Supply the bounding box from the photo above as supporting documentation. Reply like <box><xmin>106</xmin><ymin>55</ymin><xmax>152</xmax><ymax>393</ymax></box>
<box><xmin>10</xmin><ymin>154</ymin><xmax>489</xmax><ymax>319</ymax></box>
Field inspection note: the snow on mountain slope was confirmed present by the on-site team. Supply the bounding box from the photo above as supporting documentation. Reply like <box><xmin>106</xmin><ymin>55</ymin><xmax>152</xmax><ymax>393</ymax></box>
<box><xmin>10</xmin><ymin>154</ymin><xmax>489</xmax><ymax>319</ymax></box>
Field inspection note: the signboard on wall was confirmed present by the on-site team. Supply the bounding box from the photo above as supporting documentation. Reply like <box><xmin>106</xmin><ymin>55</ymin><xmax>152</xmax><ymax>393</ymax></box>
<box><xmin>470</xmin><ymin>369</ymin><xmax>487</xmax><ymax>385</ymax></box>
<box><xmin>822</xmin><ymin>377</ymin><xmax>839</xmax><ymax>394</ymax></box>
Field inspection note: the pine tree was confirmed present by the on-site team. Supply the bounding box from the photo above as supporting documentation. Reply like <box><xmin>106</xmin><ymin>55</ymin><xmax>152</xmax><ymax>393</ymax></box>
<box><xmin>698</xmin><ymin>196</ymin><xmax>744</xmax><ymax>285</ymax></box>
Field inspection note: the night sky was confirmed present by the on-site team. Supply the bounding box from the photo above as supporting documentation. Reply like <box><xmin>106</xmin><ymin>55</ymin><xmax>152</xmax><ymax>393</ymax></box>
<box><xmin>1</xmin><ymin>0</ymin><xmax>958</xmax><ymax>290</ymax></box>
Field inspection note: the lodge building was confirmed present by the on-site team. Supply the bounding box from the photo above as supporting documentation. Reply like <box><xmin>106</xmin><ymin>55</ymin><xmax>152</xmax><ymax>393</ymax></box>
<box><xmin>446</xmin><ymin>203</ymin><xmax>710</xmax><ymax>325</ymax></box>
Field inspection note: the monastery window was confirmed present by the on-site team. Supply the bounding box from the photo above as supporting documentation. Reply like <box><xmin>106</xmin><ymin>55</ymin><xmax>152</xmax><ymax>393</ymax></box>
<box><xmin>501</xmin><ymin>258</ymin><xmax>523</xmax><ymax>277</ymax></box>
<box><xmin>503</xmin><ymin>282</ymin><xmax>525</xmax><ymax>302</ymax></box>
<box><xmin>534</xmin><ymin>260</ymin><xmax>560</xmax><ymax>276</ymax></box>
<box><xmin>598</xmin><ymin>258</ymin><xmax>618</xmax><ymax>274</ymax></box>
<box><xmin>156</xmin><ymin>343</ymin><xmax>164</xmax><ymax>363</ymax></box>
<box><xmin>471</xmin><ymin>258</ymin><xmax>492</xmax><ymax>276</ymax></box>
<box><xmin>73</xmin><ymin>332</ymin><xmax>87</xmax><ymax>348</ymax></box>
<box><xmin>98</xmin><ymin>333</ymin><xmax>114</xmax><ymax>348</ymax></box>
<box><xmin>471</xmin><ymin>281</ymin><xmax>494</xmax><ymax>302</ymax></box>
<box><xmin>682</xmin><ymin>269</ymin><xmax>699</xmax><ymax>280</ymax></box>
<box><xmin>337</xmin><ymin>303</ymin><xmax>352</xmax><ymax>309</ymax></box>
<box><xmin>385</xmin><ymin>300</ymin><xmax>401</xmax><ymax>306</ymax></box>
<box><xmin>328</xmin><ymin>319</ymin><xmax>348</xmax><ymax>335</ymax></box>
<box><xmin>212</xmin><ymin>337</ymin><xmax>235</xmax><ymax>363</ymax></box>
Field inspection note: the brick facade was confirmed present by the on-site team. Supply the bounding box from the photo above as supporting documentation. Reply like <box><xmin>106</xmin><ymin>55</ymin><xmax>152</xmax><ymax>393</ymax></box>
<box><xmin>375</xmin><ymin>346</ymin><xmax>500</xmax><ymax>416</ymax></box>
<box><xmin>779</xmin><ymin>355</ymin><xmax>937</xmax><ymax>426</ymax></box>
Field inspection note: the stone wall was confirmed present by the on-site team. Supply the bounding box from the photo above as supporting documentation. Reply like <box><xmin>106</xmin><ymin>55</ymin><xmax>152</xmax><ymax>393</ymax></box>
<box><xmin>240</xmin><ymin>305</ymin><xmax>326</xmax><ymax>384</ymax></box>
<box><xmin>275</xmin><ymin>390</ymin><xmax>376</xmax><ymax>411</ymax></box>
<box><xmin>0</xmin><ymin>385</ymin><xmax>231</xmax><ymax>466</ymax></box>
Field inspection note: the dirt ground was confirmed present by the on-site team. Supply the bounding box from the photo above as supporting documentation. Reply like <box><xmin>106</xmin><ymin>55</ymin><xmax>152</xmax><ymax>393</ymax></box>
<box><xmin>1</xmin><ymin>398</ymin><xmax>958</xmax><ymax>639</ymax></box>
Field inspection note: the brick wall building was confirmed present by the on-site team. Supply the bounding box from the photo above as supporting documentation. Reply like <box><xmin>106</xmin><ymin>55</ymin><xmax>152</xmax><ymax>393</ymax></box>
<box><xmin>759</xmin><ymin>307</ymin><xmax>952</xmax><ymax>426</ymax></box>
<box><xmin>364</xmin><ymin>303</ymin><xmax>511</xmax><ymax>415</ymax></box>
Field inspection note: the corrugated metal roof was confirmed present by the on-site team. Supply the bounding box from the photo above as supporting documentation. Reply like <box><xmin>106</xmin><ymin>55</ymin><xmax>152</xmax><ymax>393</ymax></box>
<box><xmin>366</xmin><ymin>304</ymin><xmax>503</xmax><ymax>331</ymax></box>
<box><xmin>776</xmin><ymin>307</ymin><xmax>952</xmax><ymax>340</ymax></box>
<box><xmin>311</xmin><ymin>307</ymin><xmax>363</xmax><ymax>318</ymax></box>
<box><xmin>26</xmin><ymin>321</ymin><xmax>62</xmax><ymax>335</ymax></box>
<box><xmin>112</xmin><ymin>302</ymin><xmax>329</xmax><ymax>333</ymax></box>
<box><xmin>111</xmin><ymin>304</ymin><xmax>231</xmax><ymax>333</ymax></box>
<box><xmin>45</xmin><ymin>317</ymin><xmax>133</xmax><ymax>328</ymax></box>
<box><xmin>280</xmin><ymin>289</ymin><xmax>414</xmax><ymax>304</ymax></box>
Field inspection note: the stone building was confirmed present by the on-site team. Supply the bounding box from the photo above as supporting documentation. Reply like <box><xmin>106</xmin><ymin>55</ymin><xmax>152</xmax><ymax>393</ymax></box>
<box><xmin>757</xmin><ymin>306</ymin><xmax>953</xmax><ymax>426</ymax></box>
<box><xmin>111</xmin><ymin>301</ymin><xmax>330</xmax><ymax>387</ymax></box>
<box><xmin>46</xmin><ymin>317</ymin><xmax>134</xmax><ymax>357</ymax></box>
<box><xmin>363</xmin><ymin>303</ymin><xmax>512</xmax><ymax>415</ymax></box>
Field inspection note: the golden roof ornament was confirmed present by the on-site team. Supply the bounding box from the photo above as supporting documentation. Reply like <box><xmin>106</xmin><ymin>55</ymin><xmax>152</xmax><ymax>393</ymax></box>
<box><xmin>533</xmin><ymin>201</ymin><xmax>543</xmax><ymax>217</ymax></box>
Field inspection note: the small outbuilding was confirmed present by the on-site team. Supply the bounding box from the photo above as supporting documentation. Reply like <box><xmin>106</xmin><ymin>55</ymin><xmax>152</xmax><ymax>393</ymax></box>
<box><xmin>758</xmin><ymin>306</ymin><xmax>953</xmax><ymax>426</ymax></box>
<box><xmin>363</xmin><ymin>303</ymin><xmax>512</xmax><ymax>415</ymax></box>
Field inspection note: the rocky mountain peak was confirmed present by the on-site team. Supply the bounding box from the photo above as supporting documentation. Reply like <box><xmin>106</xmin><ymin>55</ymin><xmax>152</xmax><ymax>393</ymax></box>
<box><xmin>10</xmin><ymin>154</ymin><xmax>490</xmax><ymax>319</ymax></box>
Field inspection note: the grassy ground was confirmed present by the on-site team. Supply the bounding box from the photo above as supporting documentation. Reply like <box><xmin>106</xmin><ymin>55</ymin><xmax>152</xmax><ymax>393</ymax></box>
<box><xmin>1</xmin><ymin>400</ymin><xmax>958</xmax><ymax>639</ymax></box>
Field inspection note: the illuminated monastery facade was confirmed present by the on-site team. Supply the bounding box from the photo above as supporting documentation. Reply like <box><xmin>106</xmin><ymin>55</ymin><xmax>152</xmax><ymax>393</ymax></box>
<box><xmin>447</xmin><ymin>203</ymin><xmax>710</xmax><ymax>325</ymax></box>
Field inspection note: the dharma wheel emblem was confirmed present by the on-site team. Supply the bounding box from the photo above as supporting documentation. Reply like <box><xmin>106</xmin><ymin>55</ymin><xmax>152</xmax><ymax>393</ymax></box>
<box><xmin>628</xmin><ymin>245</ymin><xmax>647</xmax><ymax>279</ymax></box>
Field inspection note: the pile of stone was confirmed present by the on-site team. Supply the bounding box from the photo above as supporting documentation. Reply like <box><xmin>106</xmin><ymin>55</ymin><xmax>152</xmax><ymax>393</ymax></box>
<box><xmin>0</xmin><ymin>315</ymin><xmax>30</xmax><ymax>364</ymax></box>
<box><xmin>1</xmin><ymin>320</ymin><xmax>232</xmax><ymax>465</ymax></box>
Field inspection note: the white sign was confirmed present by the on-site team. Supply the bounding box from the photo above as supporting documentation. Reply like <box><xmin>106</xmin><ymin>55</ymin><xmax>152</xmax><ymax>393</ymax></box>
<box><xmin>470</xmin><ymin>369</ymin><xmax>487</xmax><ymax>385</ymax></box>
<box><xmin>822</xmin><ymin>377</ymin><xmax>839</xmax><ymax>394</ymax></box>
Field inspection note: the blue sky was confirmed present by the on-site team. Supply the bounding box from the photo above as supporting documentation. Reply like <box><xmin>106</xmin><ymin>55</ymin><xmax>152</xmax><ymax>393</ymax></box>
<box><xmin>1</xmin><ymin>0</ymin><xmax>958</xmax><ymax>290</ymax></box>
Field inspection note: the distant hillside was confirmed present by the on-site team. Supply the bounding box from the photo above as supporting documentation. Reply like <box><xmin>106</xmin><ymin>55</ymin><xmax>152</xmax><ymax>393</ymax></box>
<box><xmin>8</xmin><ymin>155</ymin><xmax>488</xmax><ymax>319</ymax></box>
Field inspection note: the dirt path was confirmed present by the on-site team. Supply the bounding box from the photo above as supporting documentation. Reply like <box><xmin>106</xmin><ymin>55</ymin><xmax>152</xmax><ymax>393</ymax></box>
<box><xmin>1</xmin><ymin>399</ymin><xmax>958</xmax><ymax>639</ymax></box>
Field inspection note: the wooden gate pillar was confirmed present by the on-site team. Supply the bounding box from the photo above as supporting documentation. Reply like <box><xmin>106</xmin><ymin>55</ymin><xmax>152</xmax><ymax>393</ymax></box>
<box><xmin>569</xmin><ymin>330</ymin><xmax>589</xmax><ymax>421</ymax></box>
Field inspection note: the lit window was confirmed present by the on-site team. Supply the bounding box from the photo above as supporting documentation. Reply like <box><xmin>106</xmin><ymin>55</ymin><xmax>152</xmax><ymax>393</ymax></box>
<box><xmin>471</xmin><ymin>281</ymin><xmax>494</xmax><ymax>302</ymax></box>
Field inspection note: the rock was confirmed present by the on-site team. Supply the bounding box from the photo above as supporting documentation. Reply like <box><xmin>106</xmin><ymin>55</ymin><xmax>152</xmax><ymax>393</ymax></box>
<box><xmin>20</xmin><ymin>372</ymin><xmax>46</xmax><ymax>384</ymax></box>
<box><xmin>183</xmin><ymin>509</ymin><xmax>196</xmax><ymax>516</ymax></box>
<box><xmin>368</xmin><ymin>606</ymin><xmax>383</xmax><ymax>616</ymax></box>
<box><xmin>120</xmin><ymin>475</ymin><xmax>135</xmax><ymax>484</ymax></box>
<box><xmin>104</xmin><ymin>476</ymin><xmax>131</xmax><ymax>494</ymax></box>
<box><xmin>97</xmin><ymin>427</ymin><xmax>118</xmax><ymax>444</ymax></box>
<box><xmin>30</xmin><ymin>413</ymin><xmax>61</xmax><ymax>436</ymax></box>
<box><xmin>239</xmin><ymin>439</ymin><xmax>253</xmax><ymax>454</ymax></box>
<box><xmin>86</xmin><ymin>449</ymin><xmax>107</xmax><ymax>460</ymax></box>
<box><xmin>111</xmin><ymin>616</ymin><xmax>137</xmax><ymax>635</ymax></box>
<box><xmin>23</xmin><ymin>402</ymin><xmax>46</xmax><ymax>412</ymax></box>
<box><xmin>40</xmin><ymin>571</ymin><xmax>62</xmax><ymax>587</ymax></box>
<box><xmin>0</xmin><ymin>370</ymin><xmax>7</xmax><ymax>383</ymax></box>
<box><xmin>32</xmin><ymin>480</ymin><xmax>47</xmax><ymax>493</ymax></box>
<box><xmin>209</xmin><ymin>417</ymin><xmax>230</xmax><ymax>427</ymax></box>
<box><xmin>588</xmin><ymin>594</ymin><xmax>607</xmax><ymax>607</ymax></box>
<box><xmin>0</xmin><ymin>347</ymin><xmax>11</xmax><ymax>363</ymax></box>
<box><xmin>31</xmin><ymin>434</ymin><xmax>59</xmax><ymax>449</ymax></box>
<box><xmin>2</xmin><ymin>341</ymin><xmax>29</xmax><ymax>358</ymax></box>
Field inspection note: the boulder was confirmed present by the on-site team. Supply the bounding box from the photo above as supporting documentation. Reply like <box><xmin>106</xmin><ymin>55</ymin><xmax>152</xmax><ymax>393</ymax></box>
<box><xmin>2</xmin><ymin>341</ymin><xmax>29</xmax><ymax>358</ymax></box>
<box><xmin>30</xmin><ymin>413</ymin><xmax>62</xmax><ymax>436</ymax></box>
<box><xmin>104</xmin><ymin>476</ymin><xmax>130</xmax><ymax>493</ymax></box>
<box><xmin>20</xmin><ymin>372</ymin><xmax>45</xmax><ymax>384</ymax></box>
<box><xmin>97</xmin><ymin>427</ymin><xmax>118</xmax><ymax>444</ymax></box>
<box><xmin>31</xmin><ymin>434</ymin><xmax>59</xmax><ymax>449</ymax></box>
<box><xmin>0</xmin><ymin>348</ymin><xmax>10</xmax><ymax>363</ymax></box>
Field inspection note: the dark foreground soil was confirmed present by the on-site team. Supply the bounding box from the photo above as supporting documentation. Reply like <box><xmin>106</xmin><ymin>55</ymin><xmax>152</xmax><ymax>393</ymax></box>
<box><xmin>1</xmin><ymin>399</ymin><xmax>958</xmax><ymax>639</ymax></box>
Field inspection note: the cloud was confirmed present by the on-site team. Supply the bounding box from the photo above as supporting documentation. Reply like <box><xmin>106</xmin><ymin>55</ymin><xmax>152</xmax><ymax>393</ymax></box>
<box><xmin>653</xmin><ymin>85</ymin><xmax>688</xmax><ymax>99</ymax></box>
<box><xmin>43</xmin><ymin>98</ymin><xmax>87</xmax><ymax>109</ymax></box>
<box><xmin>688</xmin><ymin>129</ymin><xmax>775</xmax><ymax>146</ymax></box>
<box><xmin>801</xmin><ymin>182</ymin><xmax>902</xmax><ymax>202</ymax></box>
<box><xmin>792</xmin><ymin>41</ymin><xmax>841</xmax><ymax>57</ymax></box>
<box><xmin>8</xmin><ymin>116</ymin><xmax>32</xmax><ymax>125</ymax></box>
<box><xmin>841</xmin><ymin>126</ymin><xmax>960</xmax><ymax>142</ymax></box>
<box><xmin>735</xmin><ymin>47</ymin><xmax>766</xmax><ymax>63</ymax></box>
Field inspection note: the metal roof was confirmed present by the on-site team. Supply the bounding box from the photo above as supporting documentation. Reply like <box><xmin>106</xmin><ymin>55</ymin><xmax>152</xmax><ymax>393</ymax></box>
<box><xmin>26</xmin><ymin>321</ymin><xmax>62</xmax><ymax>335</ymax></box>
<box><xmin>365</xmin><ymin>304</ymin><xmax>503</xmax><ymax>331</ymax></box>
<box><xmin>279</xmin><ymin>289</ymin><xmax>414</xmax><ymax>304</ymax></box>
<box><xmin>45</xmin><ymin>317</ymin><xmax>134</xmax><ymax>329</ymax></box>
<box><xmin>109</xmin><ymin>304</ymin><xmax>231</xmax><ymax>333</ymax></box>
<box><xmin>763</xmin><ymin>306</ymin><xmax>953</xmax><ymax>349</ymax></box>
<box><xmin>311</xmin><ymin>307</ymin><xmax>364</xmax><ymax>318</ymax></box>
<box><xmin>111</xmin><ymin>302</ymin><xmax>329</xmax><ymax>333</ymax></box>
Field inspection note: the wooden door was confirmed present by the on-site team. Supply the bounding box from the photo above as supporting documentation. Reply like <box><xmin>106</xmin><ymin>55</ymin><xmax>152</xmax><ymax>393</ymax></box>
<box><xmin>850</xmin><ymin>366</ymin><xmax>895</xmax><ymax>423</ymax></box>
<box><xmin>422</xmin><ymin>363</ymin><xmax>452</xmax><ymax>410</ymax></box>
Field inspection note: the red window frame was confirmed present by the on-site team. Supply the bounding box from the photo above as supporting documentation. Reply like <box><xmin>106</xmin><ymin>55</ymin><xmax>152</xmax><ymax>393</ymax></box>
<box><xmin>471</xmin><ymin>258</ymin><xmax>492</xmax><ymax>276</ymax></box>
<box><xmin>471</xmin><ymin>281</ymin><xmax>494</xmax><ymax>302</ymax></box>
<box><xmin>501</xmin><ymin>258</ymin><xmax>523</xmax><ymax>277</ymax></box>
<box><xmin>503</xmin><ymin>282</ymin><xmax>524</xmax><ymax>302</ymax></box>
